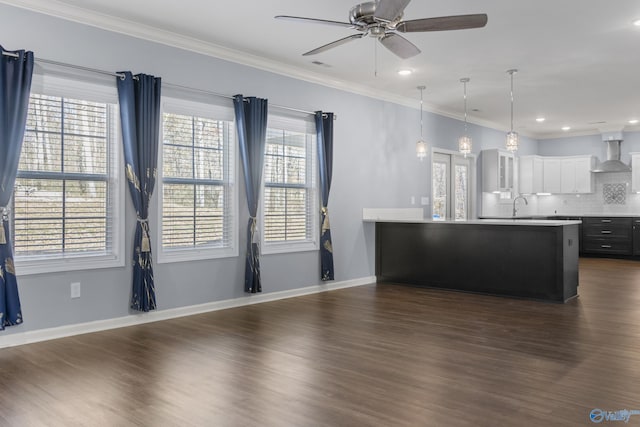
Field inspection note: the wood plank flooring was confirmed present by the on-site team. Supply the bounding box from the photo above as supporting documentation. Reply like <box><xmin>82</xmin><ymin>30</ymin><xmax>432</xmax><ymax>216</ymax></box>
<box><xmin>1</xmin><ymin>257</ymin><xmax>640</xmax><ymax>426</ymax></box>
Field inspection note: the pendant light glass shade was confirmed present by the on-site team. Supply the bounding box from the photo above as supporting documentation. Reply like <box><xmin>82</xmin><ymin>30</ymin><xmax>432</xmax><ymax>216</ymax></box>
<box><xmin>458</xmin><ymin>136</ymin><xmax>472</xmax><ymax>155</ymax></box>
<box><xmin>506</xmin><ymin>131</ymin><xmax>519</xmax><ymax>152</ymax></box>
<box><xmin>416</xmin><ymin>85</ymin><xmax>427</xmax><ymax>161</ymax></box>
<box><xmin>458</xmin><ymin>78</ymin><xmax>472</xmax><ymax>156</ymax></box>
<box><xmin>416</xmin><ymin>139</ymin><xmax>427</xmax><ymax>160</ymax></box>
<box><xmin>506</xmin><ymin>69</ymin><xmax>519</xmax><ymax>152</ymax></box>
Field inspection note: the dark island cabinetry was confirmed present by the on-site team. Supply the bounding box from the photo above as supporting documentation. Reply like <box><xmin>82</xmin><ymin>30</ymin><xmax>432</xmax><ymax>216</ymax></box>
<box><xmin>374</xmin><ymin>220</ymin><xmax>579</xmax><ymax>303</ymax></box>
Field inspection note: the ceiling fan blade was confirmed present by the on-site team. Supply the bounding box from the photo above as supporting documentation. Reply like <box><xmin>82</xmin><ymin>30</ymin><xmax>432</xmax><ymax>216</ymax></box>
<box><xmin>302</xmin><ymin>34</ymin><xmax>365</xmax><ymax>56</ymax></box>
<box><xmin>275</xmin><ymin>15</ymin><xmax>354</xmax><ymax>29</ymax></box>
<box><xmin>379</xmin><ymin>33</ymin><xmax>421</xmax><ymax>59</ymax></box>
<box><xmin>396</xmin><ymin>14</ymin><xmax>488</xmax><ymax>32</ymax></box>
<box><xmin>374</xmin><ymin>0</ymin><xmax>412</xmax><ymax>22</ymax></box>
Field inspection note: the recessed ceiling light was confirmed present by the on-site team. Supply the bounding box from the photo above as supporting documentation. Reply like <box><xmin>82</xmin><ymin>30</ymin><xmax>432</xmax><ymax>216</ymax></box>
<box><xmin>633</xmin><ymin>19</ymin><xmax>640</xmax><ymax>26</ymax></box>
<box><xmin>562</xmin><ymin>126</ymin><xmax>571</xmax><ymax>131</ymax></box>
<box><xmin>397</xmin><ymin>69</ymin><xmax>413</xmax><ymax>76</ymax></box>
<box><xmin>535</xmin><ymin>117</ymin><xmax>546</xmax><ymax>123</ymax></box>
<box><xmin>629</xmin><ymin>119</ymin><xmax>639</xmax><ymax>124</ymax></box>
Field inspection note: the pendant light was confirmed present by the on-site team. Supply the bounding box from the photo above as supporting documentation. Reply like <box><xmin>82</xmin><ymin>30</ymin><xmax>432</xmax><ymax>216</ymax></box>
<box><xmin>416</xmin><ymin>85</ymin><xmax>427</xmax><ymax>161</ymax></box>
<box><xmin>458</xmin><ymin>77</ymin><xmax>472</xmax><ymax>156</ymax></box>
<box><xmin>506</xmin><ymin>69</ymin><xmax>519</xmax><ymax>152</ymax></box>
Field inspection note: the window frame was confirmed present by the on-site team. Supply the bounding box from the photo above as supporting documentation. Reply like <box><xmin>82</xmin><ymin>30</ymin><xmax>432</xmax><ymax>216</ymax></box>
<box><xmin>13</xmin><ymin>73</ymin><xmax>125</xmax><ymax>275</ymax></box>
<box><xmin>431</xmin><ymin>148</ymin><xmax>476</xmax><ymax>221</ymax></box>
<box><xmin>260</xmin><ymin>114</ymin><xmax>318</xmax><ymax>255</ymax></box>
<box><xmin>156</xmin><ymin>97</ymin><xmax>238</xmax><ymax>263</ymax></box>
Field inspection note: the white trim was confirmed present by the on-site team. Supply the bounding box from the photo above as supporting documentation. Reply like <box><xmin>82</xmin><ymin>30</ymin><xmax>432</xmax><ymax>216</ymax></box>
<box><xmin>261</xmin><ymin>121</ymin><xmax>319</xmax><ymax>255</ymax></box>
<box><xmin>156</xmin><ymin>98</ymin><xmax>238</xmax><ymax>263</ymax></box>
<box><xmin>14</xmin><ymin>88</ymin><xmax>125</xmax><ymax>275</ymax></box>
<box><xmin>0</xmin><ymin>275</ymin><xmax>375</xmax><ymax>349</ymax></box>
<box><xmin>262</xmin><ymin>241</ymin><xmax>318</xmax><ymax>255</ymax></box>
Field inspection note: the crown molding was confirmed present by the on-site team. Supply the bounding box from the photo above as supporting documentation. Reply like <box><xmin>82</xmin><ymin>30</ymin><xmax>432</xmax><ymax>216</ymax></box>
<box><xmin>536</xmin><ymin>129</ymin><xmax>601</xmax><ymax>140</ymax></box>
<box><xmin>0</xmin><ymin>0</ymin><xmax>519</xmax><ymax>137</ymax></box>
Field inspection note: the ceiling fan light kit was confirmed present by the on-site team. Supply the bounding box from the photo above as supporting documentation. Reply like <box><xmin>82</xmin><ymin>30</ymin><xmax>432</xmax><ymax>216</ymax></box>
<box><xmin>275</xmin><ymin>0</ymin><xmax>487</xmax><ymax>59</ymax></box>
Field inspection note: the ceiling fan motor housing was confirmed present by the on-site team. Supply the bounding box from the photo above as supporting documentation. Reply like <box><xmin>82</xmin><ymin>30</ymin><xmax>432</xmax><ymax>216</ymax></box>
<box><xmin>349</xmin><ymin>2</ymin><xmax>377</xmax><ymax>26</ymax></box>
<box><xmin>349</xmin><ymin>2</ymin><xmax>403</xmax><ymax>30</ymax></box>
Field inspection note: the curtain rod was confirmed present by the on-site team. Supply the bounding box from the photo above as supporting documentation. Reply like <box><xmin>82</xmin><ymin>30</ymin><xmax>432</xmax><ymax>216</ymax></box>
<box><xmin>1</xmin><ymin>51</ymin><xmax>336</xmax><ymax>120</ymax></box>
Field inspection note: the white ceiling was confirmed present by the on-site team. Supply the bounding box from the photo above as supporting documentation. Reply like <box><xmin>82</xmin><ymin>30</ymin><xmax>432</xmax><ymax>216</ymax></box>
<box><xmin>5</xmin><ymin>0</ymin><xmax>640</xmax><ymax>139</ymax></box>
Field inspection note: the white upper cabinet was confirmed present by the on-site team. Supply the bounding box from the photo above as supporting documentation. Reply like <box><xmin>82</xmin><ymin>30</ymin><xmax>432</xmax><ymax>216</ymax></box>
<box><xmin>541</xmin><ymin>155</ymin><xmax>594</xmax><ymax>194</ymax></box>
<box><xmin>561</xmin><ymin>156</ymin><xmax>595</xmax><ymax>193</ymax></box>
<box><xmin>543</xmin><ymin>158</ymin><xmax>562</xmax><ymax>194</ymax></box>
<box><xmin>518</xmin><ymin>156</ymin><xmax>544</xmax><ymax>194</ymax></box>
<box><xmin>487</xmin><ymin>152</ymin><xmax>595</xmax><ymax>195</ymax></box>
<box><xmin>482</xmin><ymin>149</ymin><xmax>514</xmax><ymax>192</ymax></box>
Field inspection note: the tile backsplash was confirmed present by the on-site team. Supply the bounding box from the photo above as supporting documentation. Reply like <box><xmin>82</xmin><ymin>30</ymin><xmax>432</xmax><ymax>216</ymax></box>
<box><xmin>482</xmin><ymin>172</ymin><xmax>640</xmax><ymax>216</ymax></box>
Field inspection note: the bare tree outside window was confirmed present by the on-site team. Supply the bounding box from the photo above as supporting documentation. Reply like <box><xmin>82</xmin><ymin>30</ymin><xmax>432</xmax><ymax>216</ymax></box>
<box><xmin>13</xmin><ymin>94</ymin><xmax>111</xmax><ymax>256</ymax></box>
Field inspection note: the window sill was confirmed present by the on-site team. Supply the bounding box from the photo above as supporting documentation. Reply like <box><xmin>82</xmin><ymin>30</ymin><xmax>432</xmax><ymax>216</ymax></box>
<box><xmin>15</xmin><ymin>253</ymin><xmax>125</xmax><ymax>276</ymax></box>
<box><xmin>262</xmin><ymin>241</ymin><xmax>319</xmax><ymax>255</ymax></box>
<box><xmin>156</xmin><ymin>246</ymin><xmax>238</xmax><ymax>264</ymax></box>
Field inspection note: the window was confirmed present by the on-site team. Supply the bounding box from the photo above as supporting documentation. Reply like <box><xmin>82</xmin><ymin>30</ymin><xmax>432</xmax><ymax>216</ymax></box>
<box><xmin>158</xmin><ymin>99</ymin><xmax>236</xmax><ymax>262</ymax></box>
<box><xmin>432</xmin><ymin>151</ymin><xmax>474</xmax><ymax>221</ymax></box>
<box><xmin>13</xmin><ymin>75</ymin><xmax>123</xmax><ymax>274</ymax></box>
<box><xmin>262</xmin><ymin>116</ymin><xmax>317</xmax><ymax>254</ymax></box>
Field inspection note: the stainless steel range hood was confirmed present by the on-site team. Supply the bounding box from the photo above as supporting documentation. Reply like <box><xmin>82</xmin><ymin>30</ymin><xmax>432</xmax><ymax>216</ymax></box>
<box><xmin>591</xmin><ymin>134</ymin><xmax>631</xmax><ymax>173</ymax></box>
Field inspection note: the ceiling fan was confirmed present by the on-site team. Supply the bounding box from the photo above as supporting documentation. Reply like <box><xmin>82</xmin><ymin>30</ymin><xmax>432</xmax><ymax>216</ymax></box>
<box><xmin>275</xmin><ymin>0</ymin><xmax>488</xmax><ymax>59</ymax></box>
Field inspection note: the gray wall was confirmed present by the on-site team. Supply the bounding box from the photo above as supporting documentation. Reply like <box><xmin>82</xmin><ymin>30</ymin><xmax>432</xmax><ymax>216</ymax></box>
<box><xmin>0</xmin><ymin>4</ymin><xmax>538</xmax><ymax>336</ymax></box>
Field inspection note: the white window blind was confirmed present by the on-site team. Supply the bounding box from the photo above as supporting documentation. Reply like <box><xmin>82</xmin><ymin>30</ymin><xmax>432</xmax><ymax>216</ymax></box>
<box><xmin>158</xmin><ymin>99</ymin><xmax>236</xmax><ymax>262</ymax></box>
<box><xmin>262</xmin><ymin>115</ymin><xmax>318</xmax><ymax>254</ymax></box>
<box><xmin>13</xmin><ymin>86</ymin><xmax>123</xmax><ymax>274</ymax></box>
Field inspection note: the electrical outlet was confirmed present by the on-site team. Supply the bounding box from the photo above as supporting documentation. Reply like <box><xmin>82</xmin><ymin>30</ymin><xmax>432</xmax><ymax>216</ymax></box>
<box><xmin>410</xmin><ymin>196</ymin><xmax>416</xmax><ymax>205</ymax></box>
<box><xmin>70</xmin><ymin>282</ymin><xmax>81</xmax><ymax>299</ymax></box>
<box><xmin>421</xmin><ymin>197</ymin><xmax>429</xmax><ymax>205</ymax></box>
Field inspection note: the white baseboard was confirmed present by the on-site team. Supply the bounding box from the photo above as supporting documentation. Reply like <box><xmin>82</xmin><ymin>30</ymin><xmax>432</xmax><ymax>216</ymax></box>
<box><xmin>0</xmin><ymin>276</ymin><xmax>375</xmax><ymax>349</ymax></box>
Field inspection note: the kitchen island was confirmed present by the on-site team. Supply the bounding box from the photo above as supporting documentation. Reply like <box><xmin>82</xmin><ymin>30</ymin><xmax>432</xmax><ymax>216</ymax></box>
<box><xmin>368</xmin><ymin>218</ymin><xmax>581</xmax><ymax>303</ymax></box>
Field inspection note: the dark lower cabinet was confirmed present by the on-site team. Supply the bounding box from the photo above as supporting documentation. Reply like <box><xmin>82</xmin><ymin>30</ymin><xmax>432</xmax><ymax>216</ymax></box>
<box><xmin>634</xmin><ymin>218</ymin><xmax>640</xmax><ymax>256</ymax></box>
<box><xmin>582</xmin><ymin>217</ymin><xmax>633</xmax><ymax>256</ymax></box>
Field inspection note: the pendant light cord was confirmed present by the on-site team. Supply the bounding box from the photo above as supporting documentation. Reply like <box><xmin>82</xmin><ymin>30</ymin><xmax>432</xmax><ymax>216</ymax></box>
<box><xmin>418</xmin><ymin>85</ymin><xmax>425</xmax><ymax>138</ymax></box>
<box><xmin>508</xmin><ymin>70</ymin><xmax>517</xmax><ymax>132</ymax></box>
<box><xmin>463</xmin><ymin>80</ymin><xmax>468</xmax><ymax>134</ymax></box>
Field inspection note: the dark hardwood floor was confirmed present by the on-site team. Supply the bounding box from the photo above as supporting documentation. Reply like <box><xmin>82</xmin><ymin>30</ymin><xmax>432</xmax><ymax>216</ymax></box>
<box><xmin>1</xmin><ymin>257</ymin><xmax>640</xmax><ymax>426</ymax></box>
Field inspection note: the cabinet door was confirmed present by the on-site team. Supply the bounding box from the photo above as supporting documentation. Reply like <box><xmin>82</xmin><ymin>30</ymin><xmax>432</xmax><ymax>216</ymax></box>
<box><xmin>561</xmin><ymin>159</ymin><xmax>576</xmax><ymax>193</ymax></box>
<box><xmin>519</xmin><ymin>156</ymin><xmax>533</xmax><ymax>194</ymax></box>
<box><xmin>532</xmin><ymin>157</ymin><xmax>544</xmax><ymax>193</ymax></box>
<box><xmin>632</xmin><ymin>155</ymin><xmax>640</xmax><ymax>193</ymax></box>
<box><xmin>518</xmin><ymin>156</ymin><xmax>543</xmax><ymax>194</ymax></box>
<box><xmin>507</xmin><ymin>156</ymin><xmax>514</xmax><ymax>190</ymax></box>
<box><xmin>499</xmin><ymin>154</ymin><xmax>507</xmax><ymax>190</ymax></box>
<box><xmin>573</xmin><ymin>157</ymin><xmax>594</xmax><ymax>193</ymax></box>
<box><xmin>634</xmin><ymin>219</ymin><xmax>640</xmax><ymax>256</ymax></box>
<box><xmin>543</xmin><ymin>158</ymin><xmax>562</xmax><ymax>193</ymax></box>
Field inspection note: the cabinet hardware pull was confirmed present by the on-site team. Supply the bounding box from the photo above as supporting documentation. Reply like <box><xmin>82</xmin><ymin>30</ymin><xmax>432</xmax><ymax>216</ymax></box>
<box><xmin>601</xmin><ymin>219</ymin><xmax>612</xmax><ymax>223</ymax></box>
<box><xmin>601</xmin><ymin>245</ymin><xmax>612</xmax><ymax>248</ymax></box>
<box><xmin>601</xmin><ymin>230</ymin><xmax>612</xmax><ymax>234</ymax></box>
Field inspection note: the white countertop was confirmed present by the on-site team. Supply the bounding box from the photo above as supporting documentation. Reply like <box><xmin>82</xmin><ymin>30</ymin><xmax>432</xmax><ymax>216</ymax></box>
<box><xmin>564</xmin><ymin>213</ymin><xmax>640</xmax><ymax>217</ymax></box>
<box><xmin>364</xmin><ymin>218</ymin><xmax>582</xmax><ymax>226</ymax></box>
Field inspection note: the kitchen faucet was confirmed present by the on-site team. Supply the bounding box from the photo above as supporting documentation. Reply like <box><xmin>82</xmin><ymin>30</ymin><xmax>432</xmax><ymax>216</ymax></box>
<box><xmin>512</xmin><ymin>195</ymin><xmax>528</xmax><ymax>217</ymax></box>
